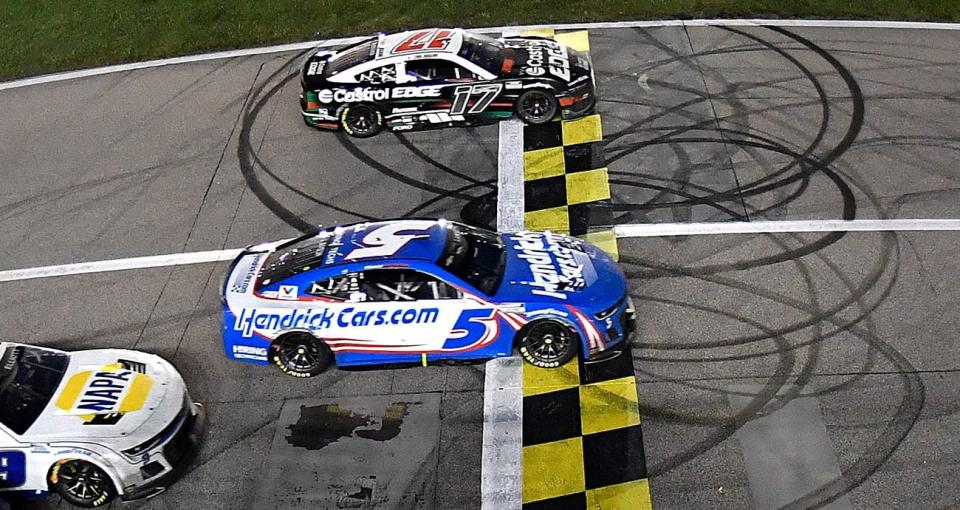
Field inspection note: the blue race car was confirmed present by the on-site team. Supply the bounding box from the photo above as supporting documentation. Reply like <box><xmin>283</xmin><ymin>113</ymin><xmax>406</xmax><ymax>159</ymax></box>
<box><xmin>221</xmin><ymin>219</ymin><xmax>634</xmax><ymax>377</ymax></box>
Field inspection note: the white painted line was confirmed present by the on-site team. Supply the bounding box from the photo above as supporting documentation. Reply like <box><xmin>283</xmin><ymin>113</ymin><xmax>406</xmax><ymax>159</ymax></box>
<box><xmin>614</xmin><ymin>219</ymin><xmax>960</xmax><ymax>238</ymax></box>
<box><xmin>0</xmin><ymin>249</ymin><xmax>243</xmax><ymax>283</ymax></box>
<box><xmin>484</xmin><ymin>25</ymin><xmax>525</xmax><ymax>510</ymax></box>
<box><xmin>0</xmin><ymin>36</ymin><xmax>364</xmax><ymax>92</ymax></box>
<box><xmin>497</xmin><ymin>119</ymin><xmax>525</xmax><ymax>232</ymax></box>
<box><xmin>480</xmin><ymin>356</ymin><xmax>524</xmax><ymax>510</ymax></box>
<box><xmin>6</xmin><ymin>19</ymin><xmax>960</xmax><ymax>92</ymax></box>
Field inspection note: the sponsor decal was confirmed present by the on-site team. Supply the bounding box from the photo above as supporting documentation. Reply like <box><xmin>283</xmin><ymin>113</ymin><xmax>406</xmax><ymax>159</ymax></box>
<box><xmin>54</xmin><ymin>364</ymin><xmax>154</xmax><ymax>420</ymax></box>
<box><xmin>323</xmin><ymin>227</ymin><xmax>347</xmax><ymax>265</ymax></box>
<box><xmin>317</xmin><ymin>87</ymin><xmax>389</xmax><ymax>103</ymax></box>
<box><xmin>306</xmin><ymin>60</ymin><xmax>326</xmax><ymax>76</ymax></box>
<box><xmin>520</xmin><ymin>40</ymin><xmax>571</xmax><ymax>81</ymax></box>
<box><xmin>230</xmin><ymin>254</ymin><xmax>263</xmax><ymax>294</ymax></box>
<box><xmin>232</xmin><ymin>345</ymin><xmax>268</xmax><ymax>360</ymax></box>
<box><xmin>392</xmin><ymin>85</ymin><xmax>444</xmax><ymax>99</ymax></box>
<box><xmin>510</xmin><ymin>232</ymin><xmax>586</xmax><ymax>299</ymax></box>
<box><xmin>357</xmin><ymin>65</ymin><xmax>397</xmax><ymax>83</ymax></box>
<box><xmin>316</xmin><ymin>86</ymin><xmax>443</xmax><ymax>104</ymax></box>
<box><xmin>233</xmin><ymin>306</ymin><xmax>441</xmax><ymax>338</ymax></box>
<box><xmin>1</xmin><ymin>346</ymin><xmax>19</xmax><ymax>372</ymax></box>
<box><xmin>278</xmin><ymin>285</ymin><xmax>298</xmax><ymax>300</ymax></box>
<box><xmin>0</xmin><ymin>451</ymin><xmax>26</xmax><ymax>488</ymax></box>
<box><xmin>344</xmin><ymin>221</ymin><xmax>434</xmax><ymax>261</ymax></box>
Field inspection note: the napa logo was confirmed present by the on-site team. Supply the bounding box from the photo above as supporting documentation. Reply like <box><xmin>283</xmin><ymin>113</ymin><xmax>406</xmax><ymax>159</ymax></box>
<box><xmin>54</xmin><ymin>364</ymin><xmax>153</xmax><ymax>422</ymax></box>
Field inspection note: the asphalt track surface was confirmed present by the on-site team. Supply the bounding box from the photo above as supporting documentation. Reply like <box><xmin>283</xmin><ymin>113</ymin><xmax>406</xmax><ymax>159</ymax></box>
<box><xmin>3</xmin><ymin>24</ymin><xmax>960</xmax><ymax>509</ymax></box>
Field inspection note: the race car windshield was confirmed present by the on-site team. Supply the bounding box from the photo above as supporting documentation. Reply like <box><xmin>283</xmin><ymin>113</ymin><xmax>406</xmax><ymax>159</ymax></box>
<box><xmin>257</xmin><ymin>231</ymin><xmax>335</xmax><ymax>289</ymax></box>
<box><xmin>458</xmin><ymin>33</ymin><xmax>504</xmax><ymax>75</ymax></box>
<box><xmin>0</xmin><ymin>346</ymin><xmax>69</xmax><ymax>435</ymax></box>
<box><xmin>438</xmin><ymin>223</ymin><xmax>506</xmax><ymax>296</ymax></box>
<box><xmin>324</xmin><ymin>38</ymin><xmax>378</xmax><ymax>77</ymax></box>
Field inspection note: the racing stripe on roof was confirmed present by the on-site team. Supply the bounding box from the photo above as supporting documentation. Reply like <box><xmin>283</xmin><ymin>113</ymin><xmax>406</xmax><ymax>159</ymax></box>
<box><xmin>519</xmin><ymin>29</ymin><xmax>650</xmax><ymax>510</ymax></box>
<box><xmin>521</xmin><ymin>30</ymin><xmax>618</xmax><ymax>260</ymax></box>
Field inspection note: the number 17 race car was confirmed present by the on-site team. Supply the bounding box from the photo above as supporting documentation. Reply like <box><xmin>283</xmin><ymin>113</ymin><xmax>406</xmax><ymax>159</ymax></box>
<box><xmin>221</xmin><ymin>219</ymin><xmax>635</xmax><ymax>377</ymax></box>
<box><xmin>299</xmin><ymin>28</ymin><xmax>596</xmax><ymax>137</ymax></box>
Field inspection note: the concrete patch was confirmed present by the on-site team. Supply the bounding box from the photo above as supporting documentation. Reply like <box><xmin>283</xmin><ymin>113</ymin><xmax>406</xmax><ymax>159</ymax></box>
<box><xmin>728</xmin><ymin>385</ymin><xmax>852</xmax><ymax>510</ymax></box>
<box><xmin>254</xmin><ymin>394</ymin><xmax>442</xmax><ymax>510</ymax></box>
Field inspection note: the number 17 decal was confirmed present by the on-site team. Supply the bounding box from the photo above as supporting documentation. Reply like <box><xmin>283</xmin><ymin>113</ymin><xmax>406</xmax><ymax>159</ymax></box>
<box><xmin>450</xmin><ymin>84</ymin><xmax>503</xmax><ymax>115</ymax></box>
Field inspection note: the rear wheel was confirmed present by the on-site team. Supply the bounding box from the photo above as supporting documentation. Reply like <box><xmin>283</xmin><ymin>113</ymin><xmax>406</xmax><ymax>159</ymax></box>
<box><xmin>519</xmin><ymin>320</ymin><xmax>578</xmax><ymax>368</ymax></box>
<box><xmin>50</xmin><ymin>460</ymin><xmax>116</xmax><ymax>508</ymax></box>
<box><xmin>270</xmin><ymin>333</ymin><xmax>332</xmax><ymax>378</ymax></box>
<box><xmin>340</xmin><ymin>103</ymin><xmax>383</xmax><ymax>138</ymax></box>
<box><xmin>515</xmin><ymin>89</ymin><xmax>558</xmax><ymax>125</ymax></box>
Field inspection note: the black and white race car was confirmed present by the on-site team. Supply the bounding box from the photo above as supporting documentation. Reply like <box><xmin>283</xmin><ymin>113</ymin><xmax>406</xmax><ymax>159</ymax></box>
<box><xmin>299</xmin><ymin>28</ymin><xmax>596</xmax><ymax>137</ymax></box>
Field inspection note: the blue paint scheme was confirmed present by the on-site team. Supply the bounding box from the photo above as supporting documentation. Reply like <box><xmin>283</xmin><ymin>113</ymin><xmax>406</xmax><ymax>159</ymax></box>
<box><xmin>223</xmin><ymin>220</ymin><xmax>633</xmax><ymax>369</ymax></box>
<box><xmin>0</xmin><ymin>451</ymin><xmax>26</xmax><ymax>488</ymax></box>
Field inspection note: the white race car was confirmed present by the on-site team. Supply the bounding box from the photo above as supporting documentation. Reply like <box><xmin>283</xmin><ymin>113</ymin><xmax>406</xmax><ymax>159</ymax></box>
<box><xmin>0</xmin><ymin>342</ymin><xmax>204</xmax><ymax>508</ymax></box>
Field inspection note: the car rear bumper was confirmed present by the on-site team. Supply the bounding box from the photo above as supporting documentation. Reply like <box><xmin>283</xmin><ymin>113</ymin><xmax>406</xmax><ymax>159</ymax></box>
<box><xmin>300</xmin><ymin>91</ymin><xmax>340</xmax><ymax>130</ymax></box>
<box><xmin>560</xmin><ymin>91</ymin><xmax>596</xmax><ymax>120</ymax></box>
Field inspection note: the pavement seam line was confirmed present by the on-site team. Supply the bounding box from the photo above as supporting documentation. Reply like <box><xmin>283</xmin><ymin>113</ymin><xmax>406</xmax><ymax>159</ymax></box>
<box><xmin>680</xmin><ymin>23</ymin><xmax>751</xmax><ymax>221</ymax></box>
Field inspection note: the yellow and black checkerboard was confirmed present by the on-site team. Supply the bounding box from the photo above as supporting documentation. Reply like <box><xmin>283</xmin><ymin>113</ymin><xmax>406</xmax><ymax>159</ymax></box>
<box><xmin>522</xmin><ymin>30</ymin><xmax>618</xmax><ymax>259</ymax></box>
<box><xmin>519</xmin><ymin>30</ymin><xmax>651</xmax><ymax>510</ymax></box>
<box><xmin>522</xmin><ymin>349</ymin><xmax>651</xmax><ymax>509</ymax></box>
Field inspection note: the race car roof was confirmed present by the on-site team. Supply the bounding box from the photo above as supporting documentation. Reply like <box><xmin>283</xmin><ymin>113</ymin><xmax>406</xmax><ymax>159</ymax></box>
<box><xmin>376</xmin><ymin>28</ymin><xmax>465</xmax><ymax>59</ymax></box>
<box><xmin>256</xmin><ymin>220</ymin><xmax>449</xmax><ymax>287</ymax></box>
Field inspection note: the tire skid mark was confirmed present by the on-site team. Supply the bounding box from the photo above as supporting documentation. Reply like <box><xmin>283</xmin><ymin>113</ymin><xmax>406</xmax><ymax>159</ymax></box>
<box><xmin>603</xmin><ymin>25</ymin><xmax>930</xmax><ymax>506</ymax></box>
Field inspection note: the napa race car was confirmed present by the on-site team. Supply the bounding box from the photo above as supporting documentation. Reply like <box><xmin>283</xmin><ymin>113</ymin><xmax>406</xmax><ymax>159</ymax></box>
<box><xmin>299</xmin><ymin>28</ymin><xmax>596</xmax><ymax>137</ymax></box>
<box><xmin>221</xmin><ymin>219</ymin><xmax>634</xmax><ymax>377</ymax></box>
<box><xmin>0</xmin><ymin>343</ymin><xmax>204</xmax><ymax>508</ymax></box>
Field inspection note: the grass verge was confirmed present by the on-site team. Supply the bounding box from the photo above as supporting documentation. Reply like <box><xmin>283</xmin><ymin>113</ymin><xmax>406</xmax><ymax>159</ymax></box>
<box><xmin>2</xmin><ymin>0</ymin><xmax>959</xmax><ymax>80</ymax></box>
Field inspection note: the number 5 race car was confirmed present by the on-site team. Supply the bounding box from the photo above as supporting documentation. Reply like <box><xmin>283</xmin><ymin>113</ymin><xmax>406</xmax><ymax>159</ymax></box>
<box><xmin>299</xmin><ymin>28</ymin><xmax>596</xmax><ymax>137</ymax></box>
<box><xmin>222</xmin><ymin>219</ymin><xmax>635</xmax><ymax>377</ymax></box>
<box><xmin>0</xmin><ymin>342</ymin><xmax>204</xmax><ymax>508</ymax></box>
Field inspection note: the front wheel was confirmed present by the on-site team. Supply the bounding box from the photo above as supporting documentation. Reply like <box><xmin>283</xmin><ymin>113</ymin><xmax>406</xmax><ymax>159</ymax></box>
<box><xmin>519</xmin><ymin>321</ymin><xmax>579</xmax><ymax>368</ymax></box>
<box><xmin>270</xmin><ymin>333</ymin><xmax>332</xmax><ymax>378</ymax></box>
<box><xmin>50</xmin><ymin>460</ymin><xmax>117</xmax><ymax>508</ymax></box>
<box><xmin>515</xmin><ymin>89</ymin><xmax>558</xmax><ymax>125</ymax></box>
<box><xmin>340</xmin><ymin>103</ymin><xmax>383</xmax><ymax>138</ymax></box>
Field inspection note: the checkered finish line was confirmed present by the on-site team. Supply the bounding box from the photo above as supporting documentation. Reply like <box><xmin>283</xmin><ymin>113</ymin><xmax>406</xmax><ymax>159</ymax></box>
<box><xmin>522</xmin><ymin>30</ymin><xmax>619</xmax><ymax>259</ymax></box>
<box><xmin>522</xmin><ymin>348</ymin><xmax>651</xmax><ymax>509</ymax></box>
<box><xmin>519</xmin><ymin>29</ymin><xmax>651</xmax><ymax>510</ymax></box>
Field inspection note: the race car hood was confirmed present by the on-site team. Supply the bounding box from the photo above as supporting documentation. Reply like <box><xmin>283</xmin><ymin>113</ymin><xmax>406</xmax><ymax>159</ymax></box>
<box><xmin>495</xmin><ymin>231</ymin><xmax>626</xmax><ymax>309</ymax></box>
<box><xmin>501</xmin><ymin>37</ymin><xmax>592</xmax><ymax>84</ymax></box>
<box><xmin>23</xmin><ymin>349</ymin><xmax>186</xmax><ymax>450</ymax></box>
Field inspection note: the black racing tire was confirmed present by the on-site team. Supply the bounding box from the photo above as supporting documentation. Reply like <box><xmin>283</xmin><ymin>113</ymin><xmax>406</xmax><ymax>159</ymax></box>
<box><xmin>515</xmin><ymin>89</ymin><xmax>558</xmax><ymax>125</ymax></box>
<box><xmin>270</xmin><ymin>333</ymin><xmax>332</xmax><ymax>378</ymax></box>
<box><xmin>49</xmin><ymin>460</ymin><xmax>117</xmax><ymax>508</ymax></box>
<box><xmin>519</xmin><ymin>320</ymin><xmax>579</xmax><ymax>368</ymax></box>
<box><xmin>340</xmin><ymin>103</ymin><xmax>383</xmax><ymax>138</ymax></box>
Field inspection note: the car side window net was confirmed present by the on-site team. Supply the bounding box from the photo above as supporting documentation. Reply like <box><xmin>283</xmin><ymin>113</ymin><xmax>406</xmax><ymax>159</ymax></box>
<box><xmin>307</xmin><ymin>274</ymin><xmax>358</xmax><ymax>300</ymax></box>
<box><xmin>358</xmin><ymin>269</ymin><xmax>460</xmax><ymax>301</ymax></box>
<box><xmin>405</xmin><ymin>60</ymin><xmax>459</xmax><ymax>81</ymax></box>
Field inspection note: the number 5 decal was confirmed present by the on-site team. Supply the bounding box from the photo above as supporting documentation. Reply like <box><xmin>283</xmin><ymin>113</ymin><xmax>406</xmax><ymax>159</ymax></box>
<box><xmin>450</xmin><ymin>84</ymin><xmax>504</xmax><ymax>115</ymax></box>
